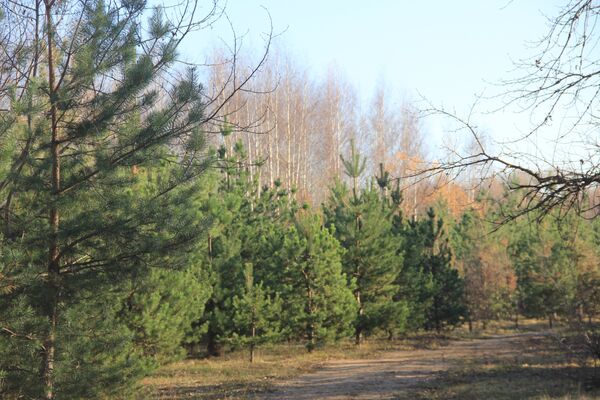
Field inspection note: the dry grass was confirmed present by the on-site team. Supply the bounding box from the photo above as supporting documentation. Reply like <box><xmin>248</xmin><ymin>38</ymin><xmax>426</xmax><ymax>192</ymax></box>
<box><xmin>141</xmin><ymin>338</ymin><xmax>430</xmax><ymax>399</ymax></box>
<box><xmin>142</xmin><ymin>320</ymin><xmax>600</xmax><ymax>399</ymax></box>
<box><xmin>450</xmin><ymin>318</ymin><xmax>575</xmax><ymax>339</ymax></box>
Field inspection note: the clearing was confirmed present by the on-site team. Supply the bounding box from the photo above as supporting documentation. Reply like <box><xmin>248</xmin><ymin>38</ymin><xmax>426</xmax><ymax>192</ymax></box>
<box><xmin>146</xmin><ymin>328</ymin><xmax>599</xmax><ymax>399</ymax></box>
<box><xmin>262</xmin><ymin>332</ymin><xmax>593</xmax><ymax>399</ymax></box>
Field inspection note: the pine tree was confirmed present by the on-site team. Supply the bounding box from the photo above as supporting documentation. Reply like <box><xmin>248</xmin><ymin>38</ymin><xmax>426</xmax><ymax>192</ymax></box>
<box><xmin>378</xmin><ymin>167</ymin><xmax>411</xmax><ymax>340</ymax></box>
<box><xmin>195</xmin><ymin>144</ymin><xmax>295</xmax><ymax>356</ymax></box>
<box><xmin>0</xmin><ymin>1</ymin><xmax>231</xmax><ymax>397</ymax></box>
<box><xmin>323</xmin><ymin>144</ymin><xmax>403</xmax><ymax>345</ymax></box>
<box><xmin>124</xmin><ymin>265</ymin><xmax>212</xmax><ymax>364</ymax></box>
<box><xmin>196</xmin><ymin>157</ymin><xmax>253</xmax><ymax>357</ymax></box>
<box><xmin>229</xmin><ymin>264</ymin><xmax>282</xmax><ymax>362</ymax></box>
<box><xmin>420</xmin><ymin>208</ymin><xmax>466</xmax><ymax>332</ymax></box>
<box><xmin>280</xmin><ymin>214</ymin><xmax>356</xmax><ymax>351</ymax></box>
<box><xmin>510</xmin><ymin>215</ymin><xmax>579</xmax><ymax>328</ymax></box>
<box><xmin>397</xmin><ymin>217</ymin><xmax>434</xmax><ymax>330</ymax></box>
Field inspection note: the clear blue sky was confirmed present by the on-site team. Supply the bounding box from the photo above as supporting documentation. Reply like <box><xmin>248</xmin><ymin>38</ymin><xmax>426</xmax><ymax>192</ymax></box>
<box><xmin>184</xmin><ymin>0</ymin><xmax>566</xmax><ymax>155</ymax></box>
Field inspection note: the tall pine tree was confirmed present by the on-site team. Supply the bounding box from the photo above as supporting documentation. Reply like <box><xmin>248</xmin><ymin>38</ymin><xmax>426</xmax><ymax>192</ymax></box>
<box><xmin>323</xmin><ymin>142</ymin><xmax>404</xmax><ymax>344</ymax></box>
<box><xmin>0</xmin><ymin>1</ymin><xmax>250</xmax><ymax>397</ymax></box>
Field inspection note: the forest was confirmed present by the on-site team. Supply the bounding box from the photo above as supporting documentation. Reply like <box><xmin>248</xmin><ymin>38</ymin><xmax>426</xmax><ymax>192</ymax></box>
<box><xmin>0</xmin><ymin>0</ymin><xmax>599</xmax><ymax>399</ymax></box>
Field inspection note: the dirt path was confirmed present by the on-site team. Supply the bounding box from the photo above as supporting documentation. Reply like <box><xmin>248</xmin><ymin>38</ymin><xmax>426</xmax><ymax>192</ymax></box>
<box><xmin>260</xmin><ymin>333</ymin><xmax>548</xmax><ymax>400</ymax></box>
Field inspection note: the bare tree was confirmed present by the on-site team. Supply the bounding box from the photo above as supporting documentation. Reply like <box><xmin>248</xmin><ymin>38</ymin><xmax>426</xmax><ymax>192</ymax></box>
<box><xmin>418</xmin><ymin>1</ymin><xmax>600</xmax><ymax>220</ymax></box>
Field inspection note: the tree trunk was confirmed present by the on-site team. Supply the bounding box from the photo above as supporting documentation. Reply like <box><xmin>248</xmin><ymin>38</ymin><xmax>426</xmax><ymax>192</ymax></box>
<box><xmin>285</xmin><ymin>82</ymin><xmax>292</xmax><ymax>189</ymax></box>
<box><xmin>267</xmin><ymin>108</ymin><xmax>273</xmax><ymax>186</ymax></box>
<box><xmin>577</xmin><ymin>304</ymin><xmax>584</xmax><ymax>324</ymax></box>
<box><xmin>250</xmin><ymin>324</ymin><xmax>256</xmax><ymax>363</ymax></box>
<box><xmin>355</xmin><ymin>289</ymin><xmax>363</xmax><ymax>345</ymax></box>
<box><xmin>42</xmin><ymin>301</ymin><xmax>57</xmax><ymax>400</ymax></box>
<box><xmin>206</xmin><ymin>328</ymin><xmax>222</xmax><ymax>357</ymax></box>
<box><xmin>306</xmin><ymin>280</ymin><xmax>315</xmax><ymax>352</ymax></box>
<box><xmin>355</xmin><ymin>326</ymin><xmax>363</xmax><ymax>346</ymax></box>
<box><xmin>274</xmin><ymin>90</ymin><xmax>280</xmax><ymax>182</ymax></box>
<box><xmin>43</xmin><ymin>3</ymin><xmax>61</xmax><ymax>397</ymax></box>
<box><xmin>548</xmin><ymin>314</ymin><xmax>554</xmax><ymax>329</ymax></box>
<box><xmin>307</xmin><ymin>325</ymin><xmax>315</xmax><ymax>353</ymax></box>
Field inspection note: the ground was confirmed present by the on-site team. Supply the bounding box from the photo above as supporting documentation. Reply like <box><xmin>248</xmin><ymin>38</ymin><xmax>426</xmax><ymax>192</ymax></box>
<box><xmin>144</xmin><ymin>323</ymin><xmax>600</xmax><ymax>399</ymax></box>
<box><xmin>263</xmin><ymin>333</ymin><xmax>597</xmax><ymax>400</ymax></box>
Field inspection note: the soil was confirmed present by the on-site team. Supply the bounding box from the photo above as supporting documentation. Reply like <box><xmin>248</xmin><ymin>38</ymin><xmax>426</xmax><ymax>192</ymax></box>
<box><xmin>259</xmin><ymin>333</ymin><xmax>548</xmax><ymax>400</ymax></box>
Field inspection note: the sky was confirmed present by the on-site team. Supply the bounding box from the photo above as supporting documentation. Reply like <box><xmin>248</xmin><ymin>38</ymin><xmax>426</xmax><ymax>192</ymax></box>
<box><xmin>183</xmin><ymin>0</ymin><xmax>568</xmax><ymax>158</ymax></box>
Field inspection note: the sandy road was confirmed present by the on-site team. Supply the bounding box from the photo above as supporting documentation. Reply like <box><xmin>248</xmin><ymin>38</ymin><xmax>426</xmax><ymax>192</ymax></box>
<box><xmin>259</xmin><ymin>333</ymin><xmax>547</xmax><ymax>400</ymax></box>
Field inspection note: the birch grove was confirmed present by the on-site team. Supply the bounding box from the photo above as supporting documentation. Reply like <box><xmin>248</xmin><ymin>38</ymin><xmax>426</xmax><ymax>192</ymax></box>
<box><xmin>203</xmin><ymin>48</ymin><xmax>447</xmax><ymax>208</ymax></box>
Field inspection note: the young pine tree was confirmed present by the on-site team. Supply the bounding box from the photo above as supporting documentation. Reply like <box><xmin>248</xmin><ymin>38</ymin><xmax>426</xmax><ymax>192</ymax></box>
<box><xmin>377</xmin><ymin>166</ymin><xmax>411</xmax><ymax>340</ymax></box>
<box><xmin>230</xmin><ymin>264</ymin><xmax>282</xmax><ymax>362</ymax></box>
<box><xmin>280</xmin><ymin>214</ymin><xmax>356</xmax><ymax>351</ymax></box>
<box><xmin>420</xmin><ymin>208</ymin><xmax>467</xmax><ymax>332</ymax></box>
<box><xmin>195</xmin><ymin>144</ymin><xmax>294</xmax><ymax>357</ymax></box>
<box><xmin>323</xmin><ymin>143</ymin><xmax>404</xmax><ymax>344</ymax></box>
<box><xmin>509</xmin><ymin>215</ymin><xmax>579</xmax><ymax>328</ymax></box>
